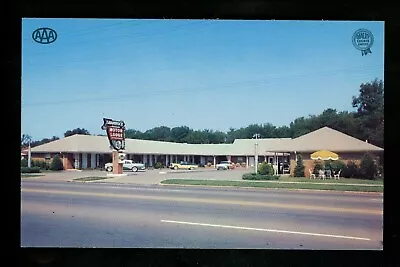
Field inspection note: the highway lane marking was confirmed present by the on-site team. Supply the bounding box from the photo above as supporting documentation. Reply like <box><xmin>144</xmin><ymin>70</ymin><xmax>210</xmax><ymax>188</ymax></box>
<box><xmin>21</xmin><ymin>188</ymin><xmax>382</xmax><ymax>215</ymax></box>
<box><xmin>160</xmin><ymin>220</ymin><xmax>371</xmax><ymax>241</ymax></box>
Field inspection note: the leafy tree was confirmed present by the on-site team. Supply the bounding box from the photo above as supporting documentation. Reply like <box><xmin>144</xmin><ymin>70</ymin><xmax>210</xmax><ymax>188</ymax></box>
<box><xmin>21</xmin><ymin>134</ymin><xmax>32</xmax><ymax>147</ymax></box>
<box><xmin>64</xmin><ymin>128</ymin><xmax>90</xmax><ymax>137</ymax></box>
<box><xmin>30</xmin><ymin>136</ymin><xmax>59</xmax><ymax>148</ymax></box>
<box><xmin>170</xmin><ymin>126</ymin><xmax>191</xmax><ymax>143</ymax></box>
<box><xmin>144</xmin><ymin>126</ymin><xmax>171</xmax><ymax>141</ymax></box>
<box><xmin>293</xmin><ymin>154</ymin><xmax>305</xmax><ymax>177</ymax></box>
<box><xmin>359</xmin><ymin>153</ymin><xmax>378</xmax><ymax>180</ymax></box>
<box><xmin>352</xmin><ymin>79</ymin><xmax>384</xmax><ymax>147</ymax></box>
<box><xmin>50</xmin><ymin>155</ymin><xmax>64</xmax><ymax>171</ymax></box>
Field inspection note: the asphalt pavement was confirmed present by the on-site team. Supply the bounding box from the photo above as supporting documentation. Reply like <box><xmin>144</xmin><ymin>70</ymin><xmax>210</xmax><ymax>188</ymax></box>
<box><xmin>21</xmin><ymin>180</ymin><xmax>383</xmax><ymax>249</ymax></box>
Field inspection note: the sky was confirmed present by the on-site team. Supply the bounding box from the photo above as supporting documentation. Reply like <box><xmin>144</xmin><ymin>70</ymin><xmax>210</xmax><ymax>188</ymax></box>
<box><xmin>21</xmin><ymin>19</ymin><xmax>384</xmax><ymax>140</ymax></box>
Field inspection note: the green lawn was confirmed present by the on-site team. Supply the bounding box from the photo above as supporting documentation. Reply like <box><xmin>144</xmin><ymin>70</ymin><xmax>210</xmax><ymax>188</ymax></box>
<box><xmin>160</xmin><ymin>179</ymin><xmax>383</xmax><ymax>192</ymax></box>
<box><xmin>277</xmin><ymin>176</ymin><xmax>384</xmax><ymax>185</ymax></box>
<box><xmin>73</xmin><ymin>176</ymin><xmax>110</xmax><ymax>182</ymax></box>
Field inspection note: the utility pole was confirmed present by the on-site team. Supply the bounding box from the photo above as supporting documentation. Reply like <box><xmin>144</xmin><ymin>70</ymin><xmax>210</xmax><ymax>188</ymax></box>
<box><xmin>253</xmin><ymin>133</ymin><xmax>260</xmax><ymax>174</ymax></box>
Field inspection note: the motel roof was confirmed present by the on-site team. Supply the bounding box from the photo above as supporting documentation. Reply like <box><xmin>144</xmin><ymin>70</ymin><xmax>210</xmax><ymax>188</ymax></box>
<box><xmin>30</xmin><ymin>127</ymin><xmax>383</xmax><ymax>155</ymax></box>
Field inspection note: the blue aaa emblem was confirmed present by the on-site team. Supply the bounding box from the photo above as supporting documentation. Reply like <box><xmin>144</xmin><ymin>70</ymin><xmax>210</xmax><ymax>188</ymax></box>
<box><xmin>32</xmin><ymin>28</ymin><xmax>58</xmax><ymax>44</ymax></box>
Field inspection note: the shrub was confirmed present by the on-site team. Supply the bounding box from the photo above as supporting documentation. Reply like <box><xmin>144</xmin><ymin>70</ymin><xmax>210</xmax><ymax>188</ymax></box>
<box><xmin>207</xmin><ymin>162</ymin><xmax>212</xmax><ymax>167</ymax></box>
<box><xmin>21</xmin><ymin>158</ymin><xmax>28</xmax><ymax>167</ymax></box>
<box><xmin>241</xmin><ymin>162</ymin><xmax>246</xmax><ymax>167</ymax></box>
<box><xmin>50</xmin><ymin>155</ymin><xmax>64</xmax><ymax>171</ymax></box>
<box><xmin>293</xmin><ymin>154</ymin><xmax>305</xmax><ymax>177</ymax></box>
<box><xmin>32</xmin><ymin>160</ymin><xmax>50</xmax><ymax>170</ymax></box>
<box><xmin>342</xmin><ymin>161</ymin><xmax>360</xmax><ymax>178</ymax></box>
<box><xmin>313</xmin><ymin>161</ymin><xmax>324</xmax><ymax>175</ymax></box>
<box><xmin>21</xmin><ymin>167</ymin><xmax>41</xmax><ymax>173</ymax></box>
<box><xmin>154</xmin><ymin>162</ymin><xmax>164</xmax><ymax>169</ymax></box>
<box><xmin>329</xmin><ymin>160</ymin><xmax>346</xmax><ymax>173</ymax></box>
<box><xmin>242</xmin><ymin>173</ymin><xmax>280</xmax><ymax>180</ymax></box>
<box><xmin>359</xmin><ymin>153</ymin><xmax>378</xmax><ymax>180</ymax></box>
<box><xmin>257</xmin><ymin>162</ymin><xmax>274</xmax><ymax>175</ymax></box>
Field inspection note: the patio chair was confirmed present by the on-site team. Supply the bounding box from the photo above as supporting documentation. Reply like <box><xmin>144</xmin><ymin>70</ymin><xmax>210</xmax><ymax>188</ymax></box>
<box><xmin>318</xmin><ymin>169</ymin><xmax>326</xmax><ymax>180</ymax></box>
<box><xmin>326</xmin><ymin>169</ymin><xmax>332</xmax><ymax>179</ymax></box>
<box><xmin>334</xmin><ymin>170</ymin><xmax>341</xmax><ymax>180</ymax></box>
<box><xmin>309</xmin><ymin>169</ymin><xmax>316</xmax><ymax>179</ymax></box>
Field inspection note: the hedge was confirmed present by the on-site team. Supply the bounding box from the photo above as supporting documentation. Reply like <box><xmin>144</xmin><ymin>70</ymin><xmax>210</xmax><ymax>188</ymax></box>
<box><xmin>242</xmin><ymin>173</ymin><xmax>280</xmax><ymax>180</ymax></box>
<box><xmin>21</xmin><ymin>167</ymin><xmax>41</xmax><ymax>173</ymax></box>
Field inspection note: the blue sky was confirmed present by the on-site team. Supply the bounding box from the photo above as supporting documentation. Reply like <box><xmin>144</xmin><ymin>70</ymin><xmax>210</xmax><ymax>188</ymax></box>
<box><xmin>22</xmin><ymin>19</ymin><xmax>384</xmax><ymax>140</ymax></box>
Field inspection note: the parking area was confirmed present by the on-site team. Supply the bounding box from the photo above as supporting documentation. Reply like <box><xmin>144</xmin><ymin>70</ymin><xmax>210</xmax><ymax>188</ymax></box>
<box><xmin>22</xmin><ymin>168</ymin><xmax>251</xmax><ymax>185</ymax></box>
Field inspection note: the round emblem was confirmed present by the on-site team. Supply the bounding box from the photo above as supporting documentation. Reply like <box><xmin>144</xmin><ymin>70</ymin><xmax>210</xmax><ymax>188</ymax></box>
<box><xmin>352</xmin><ymin>29</ymin><xmax>374</xmax><ymax>56</ymax></box>
<box><xmin>114</xmin><ymin>140</ymin><xmax>122</xmax><ymax>150</ymax></box>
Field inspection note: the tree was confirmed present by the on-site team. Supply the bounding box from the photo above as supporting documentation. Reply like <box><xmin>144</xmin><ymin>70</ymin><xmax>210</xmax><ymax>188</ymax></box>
<box><xmin>359</xmin><ymin>153</ymin><xmax>378</xmax><ymax>180</ymax></box>
<box><xmin>144</xmin><ymin>126</ymin><xmax>171</xmax><ymax>141</ymax></box>
<box><xmin>170</xmin><ymin>126</ymin><xmax>191</xmax><ymax>143</ymax></box>
<box><xmin>50</xmin><ymin>155</ymin><xmax>64</xmax><ymax>171</ymax></box>
<box><xmin>352</xmin><ymin>79</ymin><xmax>384</xmax><ymax>147</ymax></box>
<box><xmin>293</xmin><ymin>154</ymin><xmax>305</xmax><ymax>177</ymax></box>
<box><xmin>21</xmin><ymin>134</ymin><xmax>32</xmax><ymax>147</ymax></box>
<box><xmin>30</xmin><ymin>136</ymin><xmax>59</xmax><ymax>148</ymax></box>
<box><xmin>64</xmin><ymin>128</ymin><xmax>90</xmax><ymax>137</ymax></box>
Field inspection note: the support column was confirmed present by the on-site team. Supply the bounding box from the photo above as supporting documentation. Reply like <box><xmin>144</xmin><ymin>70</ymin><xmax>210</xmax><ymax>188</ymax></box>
<box><xmin>96</xmin><ymin>154</ymin><xmax>100</xmax><ymax>168</ymax></box>
<box><xmin>213</xmin><ymin>156</ymin><xmax>216</xmax><ymax>167</ymax></box>
<box><xmin>143</xmin><ymin>154</ymin><xmax>147</xmax><ymax>165</ymax></box>
<box><xmin>184</xmin><ymin>155</ymin><xmax>187</xmax><ymax>161</ymax></box>
<box><xmin>246</xmin><ymin>156</ymin><xmax>249</xmax><ymax>168</ymax></box>
<box><xmin>149</xmin><ymin>155</ymin><xmax>153</xmax><ymax>167</ymax></box>
<box><xmin>155</xmin><ymin>155</ymin><xmax>158</xmax><ymax>164</ymax></box>
<box><xmin>165</xmin><ymin>155</ymin><xmax>169</xmax><ymax>166</ymax></box>
<box><xmin>91</xmin><ymin>153</ymin><xmax>96</xmax><ymax>169</ymax></box>
<box><xmin>264</xmin><ymin>156</ymin><xmax>267</xmax><ymax>162</ymax></box>
<box><xmin>200</xmin><ymin>156</ymin><xmax>205</xmax><ymax>165</ymax></box>
<box><xmin>82</xmin><ymin>153</ymin><xmax>88</xmax><ymax>169</ymax></box>
<box><xmin>227</xmin><ymin>155</ymin><xmax>231</xmax><ymax>162</ymax></box>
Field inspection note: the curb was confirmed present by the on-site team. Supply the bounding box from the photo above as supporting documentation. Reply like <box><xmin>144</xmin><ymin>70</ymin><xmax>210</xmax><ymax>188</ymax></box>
<box><xmin>158</xmin><ymin>183</ymin><xmax>384</xmax><ymax>195</ymax></box>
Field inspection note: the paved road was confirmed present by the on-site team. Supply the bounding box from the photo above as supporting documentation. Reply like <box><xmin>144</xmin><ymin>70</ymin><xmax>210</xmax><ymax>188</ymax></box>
<box><xmin>21</xmin><ymin>180</ymin><xmax>383</xmax><ymax>249</ymax></box>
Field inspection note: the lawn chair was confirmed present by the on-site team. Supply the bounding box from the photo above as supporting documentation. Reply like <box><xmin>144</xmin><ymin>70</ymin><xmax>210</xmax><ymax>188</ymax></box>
<box><xmin>326</xmin><ymin>169</ymin><xmax>332</xmax><ymax>179</ymax></box>
<box><xmin>334</xmin><ymin>170</ymin><xmax>341</xmax><ymax>180</ymax></box>
<box><xmin>318</xmin><ymin>169</ymin><xmax>326</xmax><ymax>180</ymax></box>
<box><xmin>309</xmin><ymin>169</ymin><xmax>316</xmax><ymax>179</ymax></box>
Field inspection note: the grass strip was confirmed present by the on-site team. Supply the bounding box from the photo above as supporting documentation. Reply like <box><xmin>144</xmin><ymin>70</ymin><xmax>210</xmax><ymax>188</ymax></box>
<box><xmin>161</xmin><ymin>179</ymin><xmax>383</xmax><ymax>192</ymax></box>
<box><xmin>73</xmin><ymin>176</ymin><xmax>110</xmax><ymax>182</ymax></box>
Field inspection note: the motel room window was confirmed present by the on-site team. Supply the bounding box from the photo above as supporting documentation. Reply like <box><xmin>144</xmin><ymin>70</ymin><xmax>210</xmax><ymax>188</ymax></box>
<box><xmin>45</xmin><ymin>153</ymin><xmax>51</xmax><ymax>160</ymax></box>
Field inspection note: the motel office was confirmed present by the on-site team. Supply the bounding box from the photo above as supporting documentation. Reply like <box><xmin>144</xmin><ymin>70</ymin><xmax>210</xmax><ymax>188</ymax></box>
<box><xmin>29</xmin><ymin>127</ymin><xmax>383</xmax><ymax>177</ymax></box>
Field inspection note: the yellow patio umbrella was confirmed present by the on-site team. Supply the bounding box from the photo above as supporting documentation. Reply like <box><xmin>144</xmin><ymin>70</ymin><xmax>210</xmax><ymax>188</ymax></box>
<box><xmin>310</xmin><ymin>150</ymin><xmax>339</xmax><ymax>161</ymax></box>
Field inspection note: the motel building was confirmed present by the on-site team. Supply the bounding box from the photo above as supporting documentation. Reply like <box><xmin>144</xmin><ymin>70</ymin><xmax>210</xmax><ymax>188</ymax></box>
<box><xmin>29</xmin><ymin>127</ymin><xmax>383</xmax><ymax>177</ymax></box>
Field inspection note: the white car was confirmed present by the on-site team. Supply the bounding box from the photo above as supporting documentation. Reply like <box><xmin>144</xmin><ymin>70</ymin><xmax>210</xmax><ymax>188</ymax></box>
<box><xmin>105</xmin><ymin>160</ymin><xmax>145</xmax><ymax>172</ymax></box>
<box><xmin>216</xmin><ymin>161</ymin><xmax>234</xmax><ymax>170</ymax></box>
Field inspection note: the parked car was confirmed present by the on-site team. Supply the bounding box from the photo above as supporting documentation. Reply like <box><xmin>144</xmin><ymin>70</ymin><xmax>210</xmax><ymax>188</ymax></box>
<box><xmin>105</xmin><ymin>160</ymin><xmax>145</xmax><ymax>172</ymax></box>
<box><xmin>216</xmin><ymin>161</ymin><xmax>235</xmax><ymax>170</ymax></box>
<box><xmin>169</xmin><ymin>161</ymin><xmax>198</xmax><ymax>170</ymax></box>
